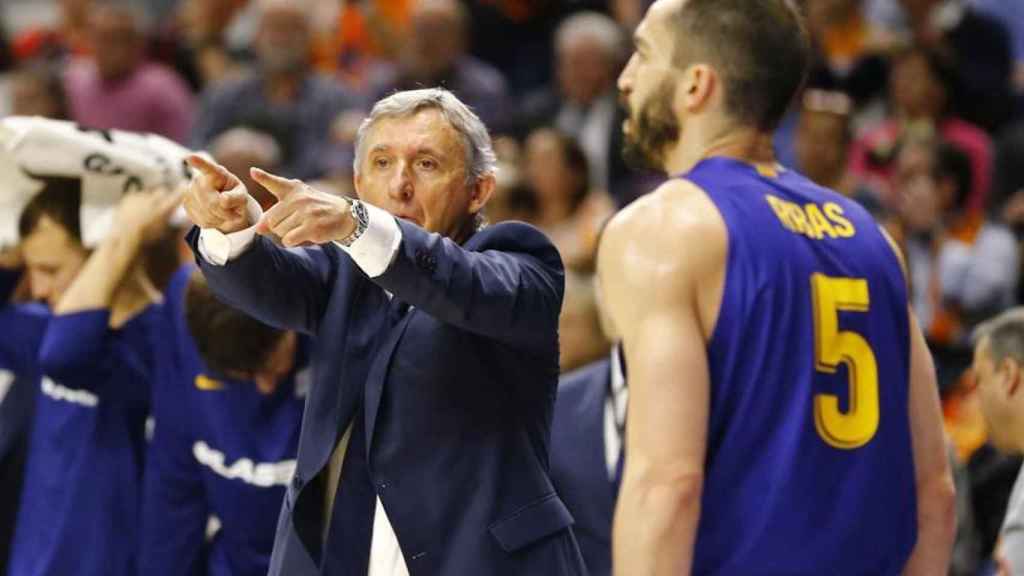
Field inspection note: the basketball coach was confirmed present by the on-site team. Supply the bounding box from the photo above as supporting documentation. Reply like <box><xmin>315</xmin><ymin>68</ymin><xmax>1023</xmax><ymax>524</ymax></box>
<box><xmin>182</xmin><ymin>88</ymin><xmax>585</xmax><ymax>576</ymax></box>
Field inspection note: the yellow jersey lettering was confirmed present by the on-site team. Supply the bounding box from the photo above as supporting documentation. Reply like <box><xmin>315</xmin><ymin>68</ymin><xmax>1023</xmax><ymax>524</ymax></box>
<box><xmin>787</xmin><ymin>204</ymin><xmax>811</xmax><ymax>236</ymax></box>
<box><xmin>765</xmin><ymin>195</ymin><xmax>796</xmax><ymax>231</ymax></box>
<box><xmin>824</xmin><ymin>202</ymin><xmax>856</xmax><ymax>238</ymax></box>
<box><xmin>805</xmin><ymin>203</ymin><xmax>837</xmax><ymax>239</ymax></box>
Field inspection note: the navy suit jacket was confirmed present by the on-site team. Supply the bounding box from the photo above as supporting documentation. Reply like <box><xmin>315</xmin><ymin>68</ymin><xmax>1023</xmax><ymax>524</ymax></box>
<box><xmin>189</xmin><ymin>220</ymin><xmax>586</xmax><ymax>576</ymax></box>
<box><xmin>549</xmin><ymin>359</ymin><xmax>617</xmax><ymax>576</ymax></box>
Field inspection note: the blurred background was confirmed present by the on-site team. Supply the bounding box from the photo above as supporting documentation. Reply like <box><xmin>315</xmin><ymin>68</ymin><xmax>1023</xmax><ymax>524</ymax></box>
<box><xmin>0</xmin><ymin>0</ymin><xmax>1022</xmax><ymax>573</ymax></box>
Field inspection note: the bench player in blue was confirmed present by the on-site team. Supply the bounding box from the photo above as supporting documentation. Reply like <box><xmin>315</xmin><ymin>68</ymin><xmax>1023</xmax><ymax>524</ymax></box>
<box><xmin>598</xmin><ymin>0</ymin><xmax>957</xmax><ymax>574</ymax></box>
<box><xmin>140</xmin><ymin>266</ymin><xmax>307</xmax><ymax>576</ymax></box>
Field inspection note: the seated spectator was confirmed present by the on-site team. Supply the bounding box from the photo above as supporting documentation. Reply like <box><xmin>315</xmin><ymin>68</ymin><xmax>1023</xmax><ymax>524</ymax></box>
<box><xmin>991</xmin><ymin>123</ymin><xmax>1024</xmax><ymax>303</ymax></box>
<box><xmin>150</xmin><ymin>0</ymin><xmax>251</xmax><ymax>92</ymax></box>
<box><xmin>523</xmin><ymin>127</ymin><xmax>614</xmax><ymax>272</ymax></box>
<box><xmin>518</xmin><ymin>12</ymin><xmax>626</xmax><ymax>195</ymax></box>
<box><xmin>6</xmin><ymin>184</ymin><xmax>180</xmax><ymax>576</ymax></box>
<box><xmin>894</xmin><ymin>137</ymin><xmax>1017</xmax><ymax>345</ymax></box>
<box><xmin>140</xmin><ymin>269</ymin><xmax>306</xmax><ymax>576</ymax></box>
<box><xmin>210</xmin><ymin>127</ymin><xmax>284</xmax><ymax>211</ymax></box>
<box><xmin>64</xmin><ymin>0</ymin><xmax>196</xmax><ymax>143</ymax></box>
<box><xmin>191</xmin><ymin>0</ymin><xmax>363</xmax><ymax>180</ymax></box>
<box><xmin>9</xmin><ymin>63</ymin><xmax>69</xmax><ymax>119</ymax></box>
<box><xmin>11</xmin><ymin>0</ymin><xmax>93</xmax><ymax>62</ymax></box>
<box><xmin>804</xmin><ymin>0</ymin><xmax>893</xmax><ymax>106</ymax></box>
<box><xmin>795</xmin><ymin>90</ymin><xmax>861</xmax><ymax>197</ymax></box>
<box><xmin>850</xmin><ymin>46</ymin><xmax>992</xmax><ymax>213</ymax></box>
<box><xmin>897</xmin><ymin>0</ymin><xmax>1014</xmax><ymax>132</ymax></box>
<box><xmin>365</xmin><ymin>0</ymin><xmax>509</xmax><ymax>131</ymax></box>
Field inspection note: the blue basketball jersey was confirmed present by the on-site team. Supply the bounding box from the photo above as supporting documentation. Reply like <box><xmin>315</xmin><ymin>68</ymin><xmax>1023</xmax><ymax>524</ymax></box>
<box><xmin>684</xmin><ymin>157</ymin><xmax>916</xmax><ymax>575</ymax></box>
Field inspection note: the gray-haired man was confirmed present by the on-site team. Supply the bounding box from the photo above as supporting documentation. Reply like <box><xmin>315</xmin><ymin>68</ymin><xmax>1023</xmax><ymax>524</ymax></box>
<box><xmin>182</xmin><ymin>88</ymin><xmax>585</xmax><ymax>576</ymax></box>
<box><xmin>971</xmin><ymin>309</ymin><xmax>1024</xmax><ymax>576</ymax></box>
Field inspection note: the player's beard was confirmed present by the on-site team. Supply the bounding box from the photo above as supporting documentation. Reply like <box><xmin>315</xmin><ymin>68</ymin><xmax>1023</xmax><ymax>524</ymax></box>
<box><xmin>622</xmin><ymin>79</ymin><xmax>681</xmax><ymax>172</ymax></box>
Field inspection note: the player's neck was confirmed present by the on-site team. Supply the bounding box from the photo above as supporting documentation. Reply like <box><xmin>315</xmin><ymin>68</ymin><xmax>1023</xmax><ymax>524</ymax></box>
<box><xmin>663</xmin><ymin>125</ymin><xmax>775</xmax><ymax>176</ymax></box>
<box><xmin>109</xmin><ymin>265</ymin><xmax>160</xmax><ymax>329</ymax></box>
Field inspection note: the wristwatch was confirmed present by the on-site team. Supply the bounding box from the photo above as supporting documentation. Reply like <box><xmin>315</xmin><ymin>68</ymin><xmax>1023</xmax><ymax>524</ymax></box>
<box><xmin>337</xmin><ymin>198</ymin><xmax>369</xmax><ymax>247</ymax></box>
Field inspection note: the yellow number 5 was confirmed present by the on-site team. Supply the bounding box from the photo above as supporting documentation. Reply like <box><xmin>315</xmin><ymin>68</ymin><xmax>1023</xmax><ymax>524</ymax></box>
<box><xmin>810</xmin><ymin>273</ymin><xmax>879</xmax><ymax>449</ymax></box>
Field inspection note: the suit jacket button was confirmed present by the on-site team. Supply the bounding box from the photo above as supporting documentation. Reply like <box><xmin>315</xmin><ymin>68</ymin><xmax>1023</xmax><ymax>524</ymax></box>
<box><xmin>292</xmin><ymin>473</ymin><xmax>303</xmax><ymax>490</ymax></box>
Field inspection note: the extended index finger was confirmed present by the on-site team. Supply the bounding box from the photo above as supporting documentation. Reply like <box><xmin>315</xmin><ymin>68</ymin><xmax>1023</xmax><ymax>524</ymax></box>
<box><xmin>187</xmin><ymin>154</ymin><xmax>236</xmax><ymax>191</ymax></box>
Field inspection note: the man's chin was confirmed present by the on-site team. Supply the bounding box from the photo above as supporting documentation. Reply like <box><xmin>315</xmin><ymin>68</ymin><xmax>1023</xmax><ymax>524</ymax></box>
<box><xmin>621</xmin><ymin>138</ymin><xmax>660</xmax><ymax>172</ymax></box>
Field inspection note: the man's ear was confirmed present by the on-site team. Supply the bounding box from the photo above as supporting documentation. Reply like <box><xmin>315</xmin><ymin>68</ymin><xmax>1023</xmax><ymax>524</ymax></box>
<box><xmin>468</xmin><ymin>173</ymin><xmax>496</xmax><ymax>215</ymax></box>
<box><xmin>1001</xmin><ymin>357</ymin><xmax>1022</xmax><ymax>397</ymax></box>
<box><xmin>353</xmin><ymin>172</ymin><xmax>364</xmax><ymax>200</ymax></box>
<box><xmin>681</xmin><ymin>63</ymin><xmax>716</xmax><ymax>113</ymax></box>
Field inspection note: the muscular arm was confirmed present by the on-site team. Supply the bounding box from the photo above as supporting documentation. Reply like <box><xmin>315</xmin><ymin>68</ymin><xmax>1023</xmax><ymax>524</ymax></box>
<box><xmin>903</xmin><ymin>310</ymin><xmax>958</xmax><ymax>574</ymax></box>
<box><xmin>598</xmin><ymin>181</ymin><xmax>726</xmax><ymax>575</ymax></box>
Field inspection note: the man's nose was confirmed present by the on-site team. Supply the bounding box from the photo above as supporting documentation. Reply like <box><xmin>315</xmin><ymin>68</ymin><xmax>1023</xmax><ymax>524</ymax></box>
<box><xmin>389</xmin><ymin>162</ymin><xmax>414</xmax><ymax>201</ymax></box>
<box><xmin>31</xmin><ymin>276</ymin><xmax>52</xmax><ymax>303</ymax></box>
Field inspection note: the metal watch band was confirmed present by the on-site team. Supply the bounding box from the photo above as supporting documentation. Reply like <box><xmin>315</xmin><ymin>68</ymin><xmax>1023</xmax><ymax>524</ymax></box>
<box><xmin>338</xmin><ymin>198</ymin><xmax>369</xmax><ymax>247</ymax></box>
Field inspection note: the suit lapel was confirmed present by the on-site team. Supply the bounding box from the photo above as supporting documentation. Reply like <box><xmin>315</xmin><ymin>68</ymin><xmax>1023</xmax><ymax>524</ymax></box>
<box><xmin>363</xmin><ymin>298</ymin><xmax>414</xmax><ymax>457</ymax></box>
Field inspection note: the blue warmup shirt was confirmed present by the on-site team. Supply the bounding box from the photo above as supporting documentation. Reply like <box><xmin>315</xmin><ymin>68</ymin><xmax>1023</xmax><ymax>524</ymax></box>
<box><xmin>684</xmin><ymin>158</ymin><xmax>916</xmax><ymax>575</ymax></box>
<box><xmin>141</xmin><ymin>266</ymin><xmax>306</xmax><ymax>576</ymax></box>
<box><xmin>0</xmin><ymin>268</ymin><xmax>41</xmax><ymax>462</ymax></box>
<box><xmin>8</xmin><ymin>305</ymin><xmax>161</xmax><ymax>576</ymax></box>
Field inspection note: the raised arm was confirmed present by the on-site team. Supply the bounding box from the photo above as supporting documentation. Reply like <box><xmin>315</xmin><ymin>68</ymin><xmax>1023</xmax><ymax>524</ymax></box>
<box><xmin>372</xmin><ymin>220</ymin><xmax>563</xmax><ymax>353</ymax></box>
<box><xmin>54</xmin><ymin>189</ymin><xmax>181</xmax><ymax>317</ymax></box>
<box><xmin>39</xmin><ymin>189</ymin><xmax>179</xmax><ymax>386</ymax></box>
<box><xmin>183</xmin><ymin>156</ymin><xmax>335</xmax><ymax>334</ymax></box>
<box><xmin>598</xmin><ymin>182</ymin><xmax>726</xmax><ymax>576</ymax></box>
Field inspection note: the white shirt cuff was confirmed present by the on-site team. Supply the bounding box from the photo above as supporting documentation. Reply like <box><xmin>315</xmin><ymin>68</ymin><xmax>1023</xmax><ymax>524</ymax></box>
<box><xmin>197</xmin><ymin>197</ymin><xmax>264</xmax><ymax>266</ymax></box>
<box><xmin>333</xmin><ymin>202</ymin><xmax>402</xmax><ymax>278</ymax></box>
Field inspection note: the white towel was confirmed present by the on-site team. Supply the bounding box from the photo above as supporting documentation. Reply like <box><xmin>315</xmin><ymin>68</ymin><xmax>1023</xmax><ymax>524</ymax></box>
<box><xmin>0</xmin><ymin>116</ymin><xmax>196</xmax><ymax>248</ymax></box>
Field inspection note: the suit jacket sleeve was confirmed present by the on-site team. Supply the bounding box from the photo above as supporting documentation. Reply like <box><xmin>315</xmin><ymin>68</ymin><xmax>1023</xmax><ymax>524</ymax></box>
<box><xmin>373</xmin><ymin>220</ymin><xmax>564</xmax><ymax>354</ymax></box>
<box><xmin>186</xmin><ymin>228</ymin><xmax>335</xmax><ymax>335</ymax></box>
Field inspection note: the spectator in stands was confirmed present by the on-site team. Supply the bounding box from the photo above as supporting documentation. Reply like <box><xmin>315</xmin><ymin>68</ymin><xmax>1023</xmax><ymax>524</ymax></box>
<box><xmin>895</xmin><ymin>137</ymin><xmax>1018</xmax><ymax>345</ymax></box>
<box><xmin>64</xmin><ymin>0</ymin><xmax>195</xmax><ymax>143</ymax></box>
<box><xmin>897</xmin><ymin>0</ymin><xmax>1014</xmax><ymax>132</ymax></box>
<box><xmin>210</xmin><ymin>127</ymin><xmax>284</xmax><ymax>211</ymax></box>
<box><xmin>9</xmin><ymin>64</ymin><xmax>69</xmax><ymax>119</ymax></box>
<box><xmin>6</xmin><ymin>185</ymin><xmax>179</xmax><ymax>576</ymax></box>
<box><xmin>141</xmin><ymin>269</ymin><xmax>306</xmax><ymax>576</ymax></box>
<box><xmin>191</xmin><ymin>0</ymin><xmax>363</xmax><ymax>180</ymax></box>
<box><xmin>366</xmin><ymin>0</ymin><xmax>509</xmax><ymax>131</ymax></box>
<box><xmin>991</xmin><ymin>124</ymin><xmax>1024</xmax><ymax>303</ymax></box>
<box><xmin>10</xmin><ymin>0</ymin><xmax>93</xmax><ymax>62</ymax></box>
<box><xmin>804</xmin><ymin>0</ymin><xmax>892</xmax><ymax>106</ymax></box>
<box><xmin>850</xmin><ymin>46</ymin><xmax>992</xmax><ymax>213</ymax></box>
<box><xmin>795</xmin><ymin>90</ymin><xmax>860</xmax><ymax>197</ymax></box>
<box><xmin>518</xmin><ymin>12</ymin><xmax>626</xmax><ymax>194</ymax></box>
<box><xmin>969</xmin><ymin>309</ymin><xmax>1024</xmax><ymax>574</ymax></box>
<box><xmin>150</xmin><ymin>0</ymin><xmax>251</xmax><ymax>92</ymax></box>
<box><xmin>524</xmin><ymin>127</ymin><xmax>614</xmax><ymax>272</ymax></box>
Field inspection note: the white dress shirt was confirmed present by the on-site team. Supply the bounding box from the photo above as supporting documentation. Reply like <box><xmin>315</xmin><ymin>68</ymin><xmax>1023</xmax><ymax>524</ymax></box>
<box><xmin>198</xmin><ymin>199</ymin><xmax>409</xmax><ymax>576</ymax></box>
<box><xmin>603</xmin><ymin>348</ymin><xmax>628</xmax><ymax>480</ymax></box>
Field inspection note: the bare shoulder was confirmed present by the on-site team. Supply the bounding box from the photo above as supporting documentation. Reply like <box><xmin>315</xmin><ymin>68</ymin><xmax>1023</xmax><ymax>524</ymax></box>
<box><xmin>601</xmin><ymin>178</ymin><xmax>727</xmax><ymax>282</ymax></box>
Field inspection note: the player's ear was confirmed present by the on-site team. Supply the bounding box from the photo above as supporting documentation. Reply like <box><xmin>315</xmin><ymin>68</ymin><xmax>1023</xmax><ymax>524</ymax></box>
<box><xmin>681</xmin><ymin>64</ymin><xmax>715</xmax><ymax>112</ymax></box>
<box><xmin>1001</xmin><ymin>357</ymin><xmax>1021</xmax><ymax>397</ymax></box>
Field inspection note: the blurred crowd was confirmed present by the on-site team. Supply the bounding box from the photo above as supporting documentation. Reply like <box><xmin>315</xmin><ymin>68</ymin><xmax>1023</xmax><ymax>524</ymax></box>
<box><xmin>1</xmin><ymin>0</ymin><xmax>1024</xmax><ymax>574</ymax></box>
